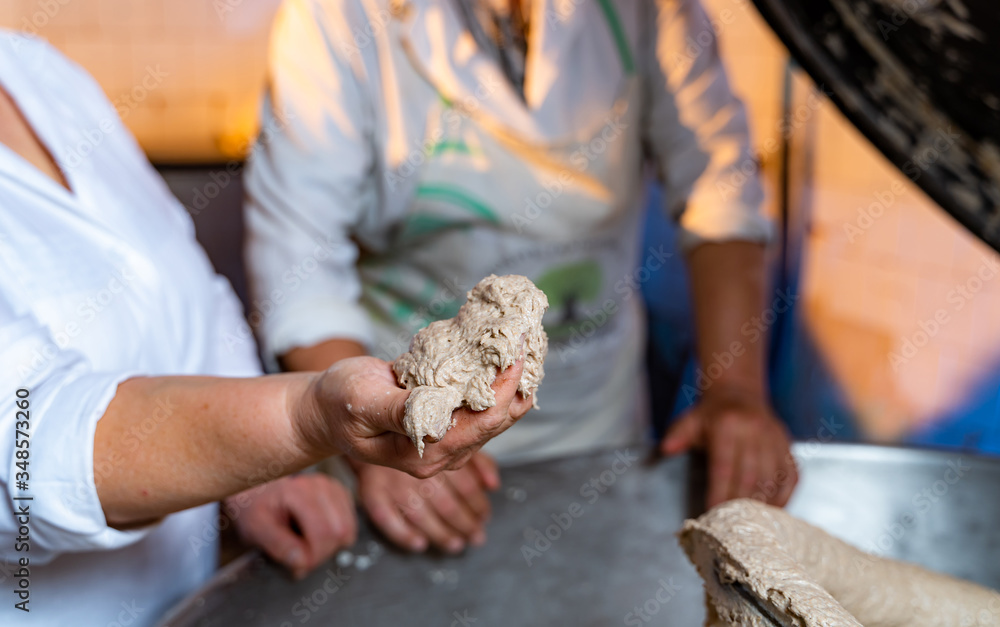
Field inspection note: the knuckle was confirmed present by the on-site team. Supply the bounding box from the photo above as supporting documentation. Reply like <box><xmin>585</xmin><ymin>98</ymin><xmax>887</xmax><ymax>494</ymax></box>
<box><xmin>411</xmin><ymin>465</ymin><xmax>436</xmax><ymax>480</ymax></box>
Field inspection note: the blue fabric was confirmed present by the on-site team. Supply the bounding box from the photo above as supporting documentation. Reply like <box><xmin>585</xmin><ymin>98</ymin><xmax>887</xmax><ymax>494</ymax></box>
<box><xmin>640</xmin><ymin>179</ymin><xmax>854</xmax><ymax>440</ymax></box>
<box><xmin>905</xmin><ymin>375</ymin><xmax>1000</xmax><ymax>455</ymax></box>
<box><xmin>640</xmin><ymin>178</ymin><xmax>999</xmax><ymax>455</ymax></box>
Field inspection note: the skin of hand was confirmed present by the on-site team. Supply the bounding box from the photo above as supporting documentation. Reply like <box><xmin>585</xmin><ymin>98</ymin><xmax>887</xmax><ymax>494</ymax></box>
<box><xmin>285</xmin><ymin>340</ymin><xmax>512</xmax><ymax>553</ymax></box>
<box><xmin>661</xmin><ymin>386</ymin><xmax>797</xmax><ymax>507</ymax></box>
<box><xmin>661</xmin><ymin>241</ymin><xmax>798</xmax><ymax>508</ymax></box>
<box><xmin>226</xmin><ymin>474</ymin><xmax>358</xmax><ymax>580</ymax></box>
<box><xmin>296</xmin><ymin>356</ymin><xmax>534</xmax><ymax>479</ymax></box>
<box><xmin>352</xmin><ymin>451</ymin><xmax>500</xmax><ymax>554</ymax></box>
<box><xmin>96</xmin><ymin>356</ymin><xmax>531</xmax><ymax>527</ymax></box>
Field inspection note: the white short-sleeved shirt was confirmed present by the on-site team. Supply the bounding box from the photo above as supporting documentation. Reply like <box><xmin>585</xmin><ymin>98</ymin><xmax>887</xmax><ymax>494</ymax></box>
<box><xmin>0</xmin><ymin>32</ymin><xmax>261</xmax><ymax>626</ymax></box>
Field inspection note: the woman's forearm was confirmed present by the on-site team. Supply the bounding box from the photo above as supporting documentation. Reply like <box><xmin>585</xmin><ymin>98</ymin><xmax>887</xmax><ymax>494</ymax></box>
<box><xmin>97</xmin><ymin>336</ymin><xmax>365</xmax><ymax>527</ymax></box>
<box><xmin>93</xmin><ymin>354</ymin><xmax>534</xmax><ymax>529</ymax></box>
<box><xmin>95</xmin><ymin>373</ymin><xmax>322</xmax><ymax>527</ymax></box>
<box><xmin>281</xmin><ymin>338</ymin><xmax>366</xmax><ymax>372</ymax></box>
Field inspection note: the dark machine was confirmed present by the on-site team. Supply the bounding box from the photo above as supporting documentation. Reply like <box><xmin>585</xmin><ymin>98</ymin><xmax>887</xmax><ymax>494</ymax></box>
<box><xmin>753</xmin><ymin>0</ymin><xmax>1000</xmax><ymax>251</ymax></box>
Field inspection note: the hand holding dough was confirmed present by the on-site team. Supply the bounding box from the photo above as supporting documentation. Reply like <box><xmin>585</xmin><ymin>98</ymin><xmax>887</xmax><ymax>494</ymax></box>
<box><xmin>392</xmin><ymin>274</ymin><xmax>549</xmax><ymax>455</ymax></box>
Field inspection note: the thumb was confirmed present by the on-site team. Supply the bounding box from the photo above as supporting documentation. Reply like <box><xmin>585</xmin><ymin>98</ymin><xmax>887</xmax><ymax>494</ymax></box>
<box><xmin>381</xmin><ymin>385</ymin><xmax>412</xmax><ymax>437</ymax></box>
<box><xmin>661</xmin><ymin>410</ymin><xmax>703</xmax><ymax>456</ymax></box>
<box><xmin>491</xmin><ymin>358</ymin><xmax>525</xmax><ymax>405</ymax></box>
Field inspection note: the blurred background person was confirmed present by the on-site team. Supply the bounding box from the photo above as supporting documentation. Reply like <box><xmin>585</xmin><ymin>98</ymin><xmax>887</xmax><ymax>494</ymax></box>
<box><xmin>243</xmin><ymin>0</ymin><xmax>797</xmax><ymax>556</ymax></box>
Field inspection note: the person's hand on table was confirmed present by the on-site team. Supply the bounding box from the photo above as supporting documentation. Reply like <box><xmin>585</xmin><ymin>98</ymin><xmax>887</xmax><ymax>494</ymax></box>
<box><xmin>296</xmin><ymin>355</ymin><xmax>533</xmax><ymax>478</ymax></box>
<box><xmin>226</xmin><ymin>474</ymin><xmax>357</xmax><ymax>580</ymax></box>
<box><xmin>660</xmin><ymin>386</ymin><xmax>797</xmax><ymax>508</ymax></box>
<box><xmin>353</xmin><ymin>451</ymin><xmax>499</xmax><ymax>554</ymax></box>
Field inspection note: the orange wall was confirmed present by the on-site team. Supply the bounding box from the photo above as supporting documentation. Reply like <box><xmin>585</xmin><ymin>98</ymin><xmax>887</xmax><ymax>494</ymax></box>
<box><xmin>1</xmin><ymin>0</ymin><xmax>281</xmax><ymax>162</ymax></box>
<box><xmin>700</xmin><ymin>0</ymin><xmax>1000</xmax><ymax>440</ymax></box>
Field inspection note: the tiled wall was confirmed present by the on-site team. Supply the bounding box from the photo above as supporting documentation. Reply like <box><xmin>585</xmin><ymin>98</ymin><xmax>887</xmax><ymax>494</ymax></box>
<box><xmin>800</xmin><ymin>91</ymin><xmax>1000</xmax><ymax>445</ymax></box>
<box><xmin>0</xmin><ymin>0</ymin><xmax>282</xmax><ymax>162</ymax></box>
<box><xmin>4</xmin><ymin>0</ymin><xmax>999</xmax><ymax>447</ymax></box>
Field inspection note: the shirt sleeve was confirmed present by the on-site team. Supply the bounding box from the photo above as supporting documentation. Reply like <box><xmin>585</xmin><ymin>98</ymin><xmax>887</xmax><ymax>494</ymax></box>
<box><xmin>0</xmin><ymin>294</ymin><xmax>149</xmax><ymax>565</ymax></box>
<box><xmin>642</xmin><ymin>0</ymin><xmax>773</xmax><ymax>252</ymax></box>
<box><xmin>243</xmin><ymin>0</ymin><xmax>378</xmax><ymax>369</ymax></box>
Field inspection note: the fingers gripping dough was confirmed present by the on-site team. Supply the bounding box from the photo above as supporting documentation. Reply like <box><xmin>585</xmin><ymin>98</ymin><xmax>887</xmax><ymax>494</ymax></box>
<box><xmin>392</xmin><ymin>275</ymin><xmax>549</xmax><ymax>456</ymax></box>
<box><xmin>679</xmin><ymin>499</ymin><xmax>1000</xmax><ymax>627</ymax></box>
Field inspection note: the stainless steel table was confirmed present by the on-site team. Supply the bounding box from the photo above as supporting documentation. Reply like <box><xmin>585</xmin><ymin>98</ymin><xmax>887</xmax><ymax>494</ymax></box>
<box><xmin>157</xmin><ymin>443</ymin><xmax>1000</xmax><ymax>627</ymax></box>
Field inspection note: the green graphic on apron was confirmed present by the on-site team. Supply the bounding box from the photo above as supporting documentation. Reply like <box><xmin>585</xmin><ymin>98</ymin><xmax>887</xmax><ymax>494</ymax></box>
<box><xmin>398</xmin><ymin>214</ymin><xmax>462</xmax><ymax>239</ymax></box>
<box><xmin>399</xmin><ymin>183</ymin><xmax>500</xmax><ymax>240</ymax></box>
<box><xmin>535</xmin><ymin>260</ymin><xmax>606</xmax><ymax>341</ymax></box>
<box><xmin>428</xmin><ymin>139</ymin><xmax>479</xmax><ymax>158</ymax></box>
<box><xmin>361</xmin><ymin>267</ymin><xmax>460</xmax><ymax>328</ymax></box>
<box><xmin>595</xmin><ymin>0</ymin><xmax>635</xmax><ymax>74</ymax></box>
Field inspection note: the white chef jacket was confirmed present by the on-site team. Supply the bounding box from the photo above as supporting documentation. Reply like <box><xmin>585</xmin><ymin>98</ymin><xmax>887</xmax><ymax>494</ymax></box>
<box><xmin>0</xmin><ymin>32</ymin><xmax>261</xmax><ymax>626</ymax></box>
<box><xmin>246</xmin><ymin>0</ymin><xmax>771</xmax><ymax>463</ymax></box>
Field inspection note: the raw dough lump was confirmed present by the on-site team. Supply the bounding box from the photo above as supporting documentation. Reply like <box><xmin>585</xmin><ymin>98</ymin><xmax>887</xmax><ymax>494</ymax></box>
<box><xmin>679</xmin><ymin>499</ymin><xmax>1000</xmax><ymax>627</ymax></box>
<box><xmin>392</xmin><ymin>274</ymin><xmax>549</xmax><ymax>455</ymax></box>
